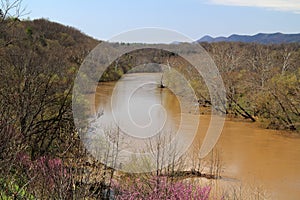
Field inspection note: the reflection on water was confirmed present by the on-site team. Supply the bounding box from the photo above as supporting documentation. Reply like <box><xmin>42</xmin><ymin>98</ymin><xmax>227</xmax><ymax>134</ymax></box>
<box><xmin>95</xmin><ymin>73</ymin><xmax>181</xmax><ymax>138</ymax></box>
<box><xmin>94</xmin><ymin>73</ymin><xmax>300</xmax><ymax>200</ymax></box>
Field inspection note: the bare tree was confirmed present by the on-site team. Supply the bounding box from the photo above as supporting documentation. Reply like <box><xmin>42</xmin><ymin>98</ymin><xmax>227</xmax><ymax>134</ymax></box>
<box><xmin>0</xmin><ymin>0</ymin><xmax>27</xmax><ymax>21</ymax></box>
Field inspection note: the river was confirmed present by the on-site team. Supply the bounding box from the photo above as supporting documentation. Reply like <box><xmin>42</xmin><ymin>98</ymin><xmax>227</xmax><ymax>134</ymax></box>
<box><xmin>93</xmin><ymin>73</ymin><xmax>300</xmax><ymax>200</ymax></box>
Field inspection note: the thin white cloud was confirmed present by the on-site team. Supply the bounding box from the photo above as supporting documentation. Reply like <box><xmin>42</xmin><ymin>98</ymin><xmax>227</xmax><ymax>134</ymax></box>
<box><xmin>208</xmin><ymin>0</ymin><xmax>300</xmax><ymax>14</ymax></box>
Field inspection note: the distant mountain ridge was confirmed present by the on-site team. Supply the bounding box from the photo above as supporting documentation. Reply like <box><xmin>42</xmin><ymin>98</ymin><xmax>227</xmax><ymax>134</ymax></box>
<box><xmin>197</xmin><ymin>33</ymin><xmax>300</xmax><ymax>44</ymax></box>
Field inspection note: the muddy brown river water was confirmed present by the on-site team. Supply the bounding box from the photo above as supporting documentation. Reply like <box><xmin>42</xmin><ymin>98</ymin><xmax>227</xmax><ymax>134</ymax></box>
<box><xmin>92</xmin><ymin>73</ymin><xmax>300</xmax><ymax>200</ymax></box>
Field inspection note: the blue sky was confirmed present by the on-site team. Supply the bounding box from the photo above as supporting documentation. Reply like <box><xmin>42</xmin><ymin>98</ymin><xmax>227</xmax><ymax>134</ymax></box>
<box><xmin>22</xmin><ymin>0</ymin><xmax>300</xmax><ymax>41</ymax></box>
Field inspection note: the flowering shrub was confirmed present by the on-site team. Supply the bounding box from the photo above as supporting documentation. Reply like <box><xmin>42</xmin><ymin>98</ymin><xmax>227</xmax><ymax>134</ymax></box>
<box><xmin>17</xmin><ymin>152</ymin><xmax>71</xmax><ymax>198</ymax></box>
<box><xmin>113</xmin><ymin>176</ymin><xmax>211</xmax><ymax>200</ymax></box>
<box><xmin>34</xmin><ymin>156</ymin><xmax>69</xmax><ymax>189</ymax></box>
<box><xmin>18</xmin><ymin>153</ymin><xmax>68</xmax><ymax>185</ymax></box>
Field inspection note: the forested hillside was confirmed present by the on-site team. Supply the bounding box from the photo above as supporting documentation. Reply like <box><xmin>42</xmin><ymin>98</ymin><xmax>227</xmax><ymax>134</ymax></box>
<box><xmin>198</xmin><ymin>33</ymin><xmax>300</xmax><ymax>44</ymax></box>
<box><xmin>0</xmin><ymin>17</ymin><xmax>99</xmax><ymax>157</ymax></box>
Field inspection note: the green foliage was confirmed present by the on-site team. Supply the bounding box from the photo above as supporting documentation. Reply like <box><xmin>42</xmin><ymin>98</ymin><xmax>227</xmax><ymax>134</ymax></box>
<box><xmin>202</xmin><ymin>42</ymin><xmax>300</xmax><ymax>130</ymax></box>
<box><xmin>0</xmin><ymin>179</ymin><xmax>35</xmax><ymax>200</ymax></box>
<box><xmin>256</xmin><ymin>71</ymin><xmax>300</xmax><ymax>130</ymax></box>
<box><xmin>25</xmin><ymin>26</ymin><xmax>33</xmax><ymax>37</ymax></box>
